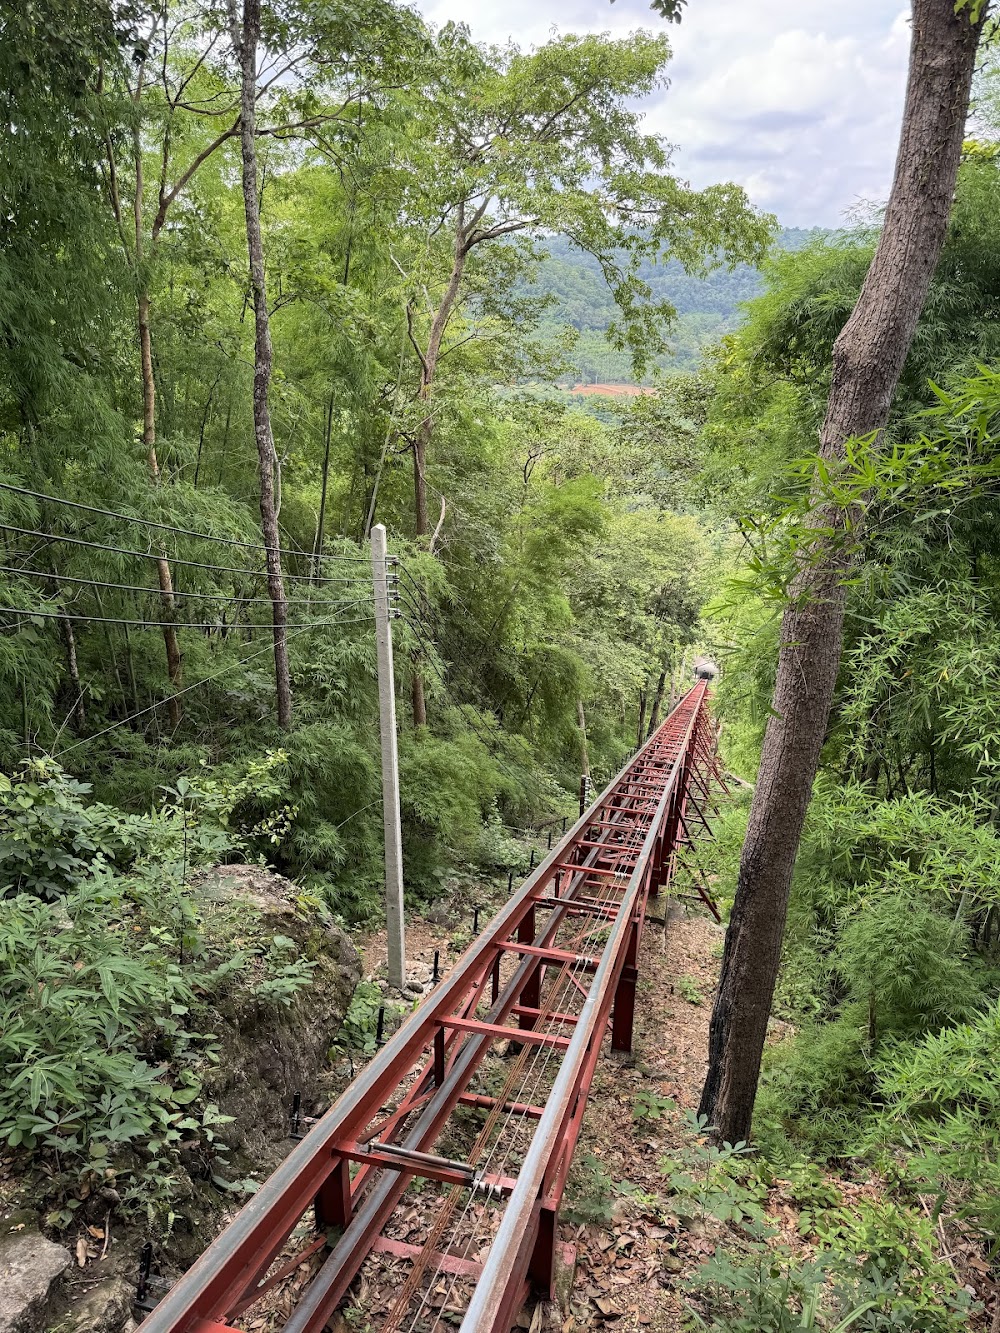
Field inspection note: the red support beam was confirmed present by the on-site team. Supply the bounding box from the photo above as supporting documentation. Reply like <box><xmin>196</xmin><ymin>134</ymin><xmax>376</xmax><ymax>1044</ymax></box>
<box><xmin>137</xmin><ymin>682</ymin><xmax>722</xmax><ymax>1333</ymax></box>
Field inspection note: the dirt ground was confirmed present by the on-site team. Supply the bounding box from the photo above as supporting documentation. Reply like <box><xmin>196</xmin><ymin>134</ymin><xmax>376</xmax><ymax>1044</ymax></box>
<box><xmin>530</xmin><ymin>905</ymin><xmax>994</xmax><ymax>1333</ymax></box>
<box><xmin>540</xmin><ymin>906</ymin><xmax>727</xmax><ymax>1333</ymax></box>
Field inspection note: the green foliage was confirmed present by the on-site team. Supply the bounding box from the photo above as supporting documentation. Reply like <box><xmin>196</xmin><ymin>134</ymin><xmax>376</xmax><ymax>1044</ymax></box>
<box><xmin>687</xmin><ymin>1244</ymin><xmax>969</xmax><ymax>1333</ymax></box>
<box><xmin>335</xmin><ymin>981</ymin><xmax>404</xmax><ymax>1056</ymax></box>
<box><xmin>255</xmin><ymin>935</ymin><xmax>317</xmax><ymax>1008</ymax></box>
<box><xmin>633</xmin><ymin>1090</ymin><xmax>677</xmax><ymax>1122</ymax></box>
<box><xmin>563</xmin><ymin>1152</ymin><xmax>616</xmax><ymax>1225</ymax></box>
<box><xmin>677</xmin><ymin>974</ymin><xmax>704</xmax><ymax>1005</ymax></box>
<box><xmin>0</xmin><ymin>760</ymin><xmax>325</xmax><ymax>1227</ymax></box>
<box><xmin>0</xmin><ymin>877</ymin><xmax>251</xmax><ymax>1230</ymax></box>
<box><xmin>874</xmin><ymin>999</ymin><xmax>1000</xmax><ymax>1237</ymax></box>
<box><xmin>662</xmin><ymin>1114</ymin><xmax>766</xmax><ymax>1233</ymax></box>
<box><xmin>686</xmin><ymin>1180</ymin><xmax>972</xmax><ymax>1333</ymax></box>
<box><xmin>0</xmin><ymin>759</ymin><xmax>156</xmax><ymax>900</ymax></box>
<box><xmin>834</xmin><ymin>894</ymin><xmax>983</xmax><ymax>1043</ymax></box>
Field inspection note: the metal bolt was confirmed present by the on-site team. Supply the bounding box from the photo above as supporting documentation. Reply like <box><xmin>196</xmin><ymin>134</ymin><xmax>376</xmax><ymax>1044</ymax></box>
<box><xmin>529</xmin><ymin>849</ymin><xmax>535</xmax><ymax>870</ymax></box>
<box><xmin>507</xmin><ymin>870</ymin><xmax>514</xmax><ymax>892</ymax></box>
<box><xmin>547</xmin><ymin>830</ymin><xmax>552</xmax><ymax>849</ymax></box>
<box><xmin>290</xmin><ymin>1091</ymin><xmax>302</xmax><ymax>1138</ymax></box>
<box><xmin>375</xmin><ymin>1006</ymin><xmax>385</xmax><ymax>1048</ymax></box>
<box><xmin>432</xmin><ymin>950</ymin><xmax>440</xmax><ymax>984</ymax></box>
<box><xmin>473</xmin><ymin>906</ymin><xmax>480</xmax><ymax>933</ymax></box>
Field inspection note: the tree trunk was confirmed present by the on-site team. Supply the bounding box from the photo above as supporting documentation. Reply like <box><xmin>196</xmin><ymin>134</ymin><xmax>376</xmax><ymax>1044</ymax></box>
<box><xmin>408</xmin><ymin>213</ymin><xmax>468</xmax><ymax>724</ymax></box>
<box><xmin>647</xmin><ymin>647</ymin><xmax>673</xmax><ymax>738</ymax></box>
<box><xmin>578</xmin><ymin>699</ymin><xmax>590</xmax><ymax>779</ymax></box>
<box><xmin>636</xmin><ymin>687</ymin><xmax>648</xmax><ymax>749</ymax></box>
<box><xmin>137</xmin><ymin>287</ymin><xmax>183</xmax><ymax>723</ymax></box>
<box><xmin>699</xmin><ymin>0</ymin><xmax>987</xmax><ymax>1147</ymax></box>
<box><xmin>231</xmin><ymin>0</ymin><xmax>292</xmax><ymax>729</ymax></box>
<box><xmin>312</xmin><ymin>393</ymin><xmax>334</xmax><ymax>578</ymax></box>
<box><xmin>124</xmin><ymin>56</ymin><xmax>184</xmax><ymax>726</ymax></box>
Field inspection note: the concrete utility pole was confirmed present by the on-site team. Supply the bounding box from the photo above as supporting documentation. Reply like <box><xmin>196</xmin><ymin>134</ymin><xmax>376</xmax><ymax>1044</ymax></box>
<box><xmin>370</xmin><ymin>523</ymin><xmax>405</xmax><ymax>989</ymax></box>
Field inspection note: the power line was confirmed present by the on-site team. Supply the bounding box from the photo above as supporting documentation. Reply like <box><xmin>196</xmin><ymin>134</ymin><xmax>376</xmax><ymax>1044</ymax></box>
<box><xmin>403</xmin><ymin>610</ymin><xmax>525</xmax><ymax>786</ymax></box>
<box><xmin>397</xmin><ymin>587</ymin><xmax>516</xmax><ymax>724</ymax></box>
<box><xmin>52</xmin><ymin>613</ymin><xmax>374</xmax><ymax>758</ymax></box>
<box><xmin>398</xmin><ymin>565</ymin><xmax>525</xmax><ymax>678</ymax></box>
<box><xmin>0</xmin><ymin>563</ymin><xmax>371</xmax><ymax>606</ymax></box>
<box><xmin>0</xmin><ymin>481</ymin><xmax>371</xmax><ymax>564</ymax></box>
<box><xmin>0</xmin><ymin>522</ymin><xmax>373</xmax><ymax>587</ymax></box>
<box><xmin>0</xmin><ymin>600</ymin><xmax>374</xmax><ymax>631</ymax></box>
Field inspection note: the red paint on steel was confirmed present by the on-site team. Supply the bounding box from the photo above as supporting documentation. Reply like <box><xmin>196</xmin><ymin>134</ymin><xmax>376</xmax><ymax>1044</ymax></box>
<box><xmin>437</xmin><ymin>1016</ymin><xmax>572</xmax><ymax>1048</ymax></box>
<box><xmin>371</xmin><ymin>1236</ymin><xmax>484</xmax><ymax>1278</ymax></box>
<box><xmin>139</xmin><ymin>683</ymin><xmax>720</xmax><ymax>1333</ymax></box>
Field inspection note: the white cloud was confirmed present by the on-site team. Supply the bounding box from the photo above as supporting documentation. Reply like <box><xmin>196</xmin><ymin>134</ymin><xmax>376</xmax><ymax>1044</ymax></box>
<box><xmin>417</xmin><ymin>0</ymin><xmax>912</xmax><ymax>226</ymax></box>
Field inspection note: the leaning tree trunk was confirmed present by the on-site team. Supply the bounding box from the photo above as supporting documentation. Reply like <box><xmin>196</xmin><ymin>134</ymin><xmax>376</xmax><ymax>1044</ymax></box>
<box><xmin>231</xmin><ymin>0</ymin><xmax>292</xmax><ymax>729</ymax></box>
<box><xmin>636</xmin><ymin>687</ymin><xmax>648</xmax><ymax>749</ymax></box>
<box><xmin>647</xmin><ymin>646</ymin><xmax>673</xmax><ymax>739</ymax></box>
<box><xmin>699</xmin><ymin>0</ymin><xmax>988</xmax><ymax>1147</ymax></box>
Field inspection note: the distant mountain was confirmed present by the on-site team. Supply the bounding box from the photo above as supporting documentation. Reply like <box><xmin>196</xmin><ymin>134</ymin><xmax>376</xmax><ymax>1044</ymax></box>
<box><xmin>527</xmin><ymin>227</ymin><xmax>826</xmax><ymax>383</ymax></box>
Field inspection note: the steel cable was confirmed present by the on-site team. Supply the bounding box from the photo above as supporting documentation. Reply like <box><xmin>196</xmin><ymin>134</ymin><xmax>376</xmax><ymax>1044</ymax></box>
<box><xmin>388</xmin><ymin>762</ymin><xmax>667</xmax><ymax>1333</ymax></box>
<box><xmin>413</xmin><ymin>714</ymin><xmax>696</xmax><ymax>1329</ymax></box>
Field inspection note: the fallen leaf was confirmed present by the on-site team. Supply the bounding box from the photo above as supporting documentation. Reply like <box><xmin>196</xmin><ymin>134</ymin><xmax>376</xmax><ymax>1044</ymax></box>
<box><xmin>75</xmin><ymin>1235</ymin><xmax>88</xmax><ymax>1268</ymax></box>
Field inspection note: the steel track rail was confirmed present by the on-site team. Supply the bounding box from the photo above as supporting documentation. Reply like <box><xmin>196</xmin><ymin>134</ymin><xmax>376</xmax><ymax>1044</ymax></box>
<box><xmin>138</xmin><ymin>683</ymin><xmax>717</xmax><ymax>1333</ymax></box>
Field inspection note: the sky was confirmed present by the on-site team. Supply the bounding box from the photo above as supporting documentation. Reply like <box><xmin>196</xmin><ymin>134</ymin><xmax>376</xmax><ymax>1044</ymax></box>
<box><xmin>418</xmin><ymin>0</ymin><xmax>912</xmax><ymax>228</ymax></box>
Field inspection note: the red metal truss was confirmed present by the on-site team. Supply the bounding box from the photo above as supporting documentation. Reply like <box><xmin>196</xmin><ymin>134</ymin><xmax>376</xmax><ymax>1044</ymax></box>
<box><xmin>139</xmin><ymin>683</ymin><xmax>720</xmax><ymax>1333</ymax></box>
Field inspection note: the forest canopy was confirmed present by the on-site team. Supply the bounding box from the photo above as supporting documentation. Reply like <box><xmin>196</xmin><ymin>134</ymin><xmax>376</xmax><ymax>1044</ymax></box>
<box><xmin>7</xmin><ymin>0</ymin><xmax>1000</xmax><ymax>1328</ymax></box>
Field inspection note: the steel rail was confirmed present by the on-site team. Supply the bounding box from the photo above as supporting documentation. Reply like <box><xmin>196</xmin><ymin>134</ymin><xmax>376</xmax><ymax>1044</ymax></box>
<box><xmin>414</xmin><ymin>796</ymin><xmax>663</xmax><ymax>1333</ymax></box>
<box><xmin>461</xmin><ymin>686</ymin><xmax>706</xmax><ymax>1333</ymax></box>
<box><xmin>138</xmin><ymin>682</ymin><xmax>716</xmax><ymax>1333</ymax></box>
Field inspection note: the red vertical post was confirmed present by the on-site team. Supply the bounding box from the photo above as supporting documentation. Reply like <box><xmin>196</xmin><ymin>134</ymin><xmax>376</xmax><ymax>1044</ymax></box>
<box><xmin>611</xmin><ymin>916</ymin><xmax>639</xmax><ymax>1053</ymax></box>
<box><xmin>528</xmin><ymin>1202</ymin><xmax>557</xmax><ymax>1299</ymax></box>
<box><xmin>434</xmin><ymin>1028</ymin><xmax>446</xmax><ymax>1084</ymax></box>
<box><xmin>315</xmin><ymin>1157</ymin><xmax>352</xmax><ymax>1230</ymax></box>
<box><xmin>518</xmin><ymin>906</ymin><xmax>540</xmax><ymax>1030</ymax></box>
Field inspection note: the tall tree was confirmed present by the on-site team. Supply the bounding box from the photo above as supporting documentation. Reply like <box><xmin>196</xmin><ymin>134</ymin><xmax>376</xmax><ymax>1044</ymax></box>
<box><xmin>228</xmin><ymin>0</ymin><xmax>292</xmax><ymax>728</ymax></box>
<box><xmin>699</xmin><ymin>0</ymin><xmax>990</xmax><ymax>1147</ymax></box>
<box><xmin>395</xmin><ymin>25</ymin><xmax>770</xmax><ymax>721</ymax></box>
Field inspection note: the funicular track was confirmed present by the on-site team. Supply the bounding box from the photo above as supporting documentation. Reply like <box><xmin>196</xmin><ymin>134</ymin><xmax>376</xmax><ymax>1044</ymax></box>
<box><xmin>140</xmin><ymin>682</ymin><xmax>725</xmax><ymax>1333</ymax></box>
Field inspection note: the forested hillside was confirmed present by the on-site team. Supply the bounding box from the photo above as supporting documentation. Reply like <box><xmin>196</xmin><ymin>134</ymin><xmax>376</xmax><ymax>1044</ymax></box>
<box><xmin>0</xmin><ymin>1</ymin><xmax>770</xmax><ymax>1305</ymax></box>
<box><xmin>529</xmin><ymin>227</ymin><xmax>823</xmax><ymax>380</ymax></box>
<box><xmin>5</xmin><ymin>0</ymin><xmax>1000</xmax><ymax>1329</ymax></box>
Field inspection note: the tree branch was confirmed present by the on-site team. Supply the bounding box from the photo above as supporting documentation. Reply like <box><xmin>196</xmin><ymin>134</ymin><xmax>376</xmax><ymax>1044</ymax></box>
<box><xmin>429</xmin><ymin>494</ymin><xmax>447</xmax><ymax>554</ymax></box>
<box><xmin>405</xmin><ymin>301</ymin><xmax>429</xmax><ymax>377</ymax></box>
<box><xmin>151</xmin><ymin>121</ymin><xmax>240</xmax><ymax>240</ymax></box>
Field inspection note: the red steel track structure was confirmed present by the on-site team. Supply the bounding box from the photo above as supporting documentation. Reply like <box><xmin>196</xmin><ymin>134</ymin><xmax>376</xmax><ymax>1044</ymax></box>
<box><xmin>140</xmin><ymin>682</ymin><xmax>723</xmax><ymax>1333</ymax></box>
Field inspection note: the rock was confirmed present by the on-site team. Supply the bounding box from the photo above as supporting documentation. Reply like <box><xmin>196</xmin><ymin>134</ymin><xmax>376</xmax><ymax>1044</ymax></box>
<box><xmin>194</xmin><ymin>865</ymin><xmax>362</xmax><ymax>1164</ymax></box>
<box><xmin>147</xmin><ymin>863</ymin><xmax>364</xmax><ymax>1259</ymax></box>
<box><xmin>63</xmin><ymin>1276</ymin><xmax>135</xmax><ymax>1333</ymax></box>
<box><xmin>0</xmin><ymin>1231</ymin><xmax>72</xmax><ymax>1333</ymax></box>
<box><xmin>425</xmin><ymin>905</ymin><xmax>455</xmax><ymax>927</ymax></box>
